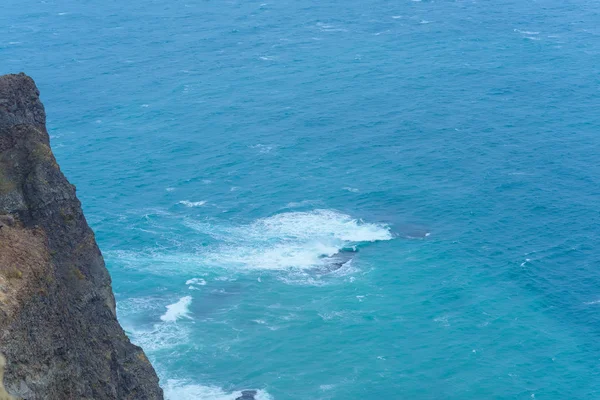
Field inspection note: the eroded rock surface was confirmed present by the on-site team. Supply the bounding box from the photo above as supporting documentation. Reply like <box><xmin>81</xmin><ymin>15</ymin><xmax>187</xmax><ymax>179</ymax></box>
<box><xmin>0</xmin><ymin>73</ymin><xmax>163</xmax><ymax>400</ymax></box>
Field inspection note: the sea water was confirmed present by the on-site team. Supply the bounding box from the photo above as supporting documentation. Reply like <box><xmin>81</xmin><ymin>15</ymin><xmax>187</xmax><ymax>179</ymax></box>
<box><xmin>3</xmin><ymin>0</ymin><xmax>600</xmax><ymax>398</ymax></box>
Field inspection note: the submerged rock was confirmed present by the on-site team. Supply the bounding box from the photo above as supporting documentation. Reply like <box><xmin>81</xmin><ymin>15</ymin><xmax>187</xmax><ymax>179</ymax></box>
<box><xmin>311</xmin><ymin>247</ymin><xmax>358</xmax><ymax>274</ymax></box>
<box><xmin>0</xmin><ymin>73</ymin><xmax>163</xmax><ymax>399</ymax></box>
<box><xmin>235</xmin><ymin>390</ymin><xmax>258</xmax><ymax>400</ymax></box>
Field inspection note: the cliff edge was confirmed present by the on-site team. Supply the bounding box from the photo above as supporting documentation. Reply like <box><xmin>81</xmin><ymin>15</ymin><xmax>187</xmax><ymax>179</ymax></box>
<box><xmin>0</xmin><ymin>73</ymin><xmax>163</xmax><ymax>400</ymax></box>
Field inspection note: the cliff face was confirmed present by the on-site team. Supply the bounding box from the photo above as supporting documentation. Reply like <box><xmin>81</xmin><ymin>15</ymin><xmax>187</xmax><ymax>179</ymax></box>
<box><xmin>0</xmin><ymin>73</ymin><xmax>163</xmax><ymax>400</ymax></box>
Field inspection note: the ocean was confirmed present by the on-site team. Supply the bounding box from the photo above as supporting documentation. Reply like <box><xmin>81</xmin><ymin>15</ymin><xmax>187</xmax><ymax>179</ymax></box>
<box><xmin>3</xmin><ymin>0</ymin><xmax>600</xmax><ymax>398</ymax></box>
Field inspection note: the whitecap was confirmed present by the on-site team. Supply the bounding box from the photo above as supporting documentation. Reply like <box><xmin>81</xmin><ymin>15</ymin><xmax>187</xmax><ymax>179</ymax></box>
<box><xmin>343</xmin><ymin>187</ymin><xmax>359</xmax><ymax>192</ymax></box>
<box><xmin>215</xmin><ymin>276</ymin><xmax>236</xmax><ymax>281</ymax></box>
<box><xmin>284</xmin><ymin>200</ymin><xmax>319</xmax><ymax>209</ymax></box>
<box><xmin>179</xmin><ymin>200</ymin><xmax>206</xmax><ymax>207</ymax></box>
<box><xmin>186</xmin><ymin>278</ymin><xmax>207</xmax><ymax>286</ymax></box>
<box><xmin>250</xmin><ymin>144</ymin><xmax>274</xmax><ymax>153</ymax></box>
<box><xmin>514</xmin><ymin>29</ymin><xmax>540</xmax><ymax>35</ymax></box>
<box><xmin>316</xmin><ymin>22</ymin><xmax>348</xmax><ymax>32</ymax></box>
<box><xmin>160</xmin><ymin>296</ymin><xmax>193</xmax><ymax>322</ymax></box>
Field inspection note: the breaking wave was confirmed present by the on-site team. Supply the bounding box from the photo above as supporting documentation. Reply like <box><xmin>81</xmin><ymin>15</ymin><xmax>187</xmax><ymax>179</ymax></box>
<box><xmin>186</xmin><ymin>209</ymin><xmax>393</xmax><ymax>270</ymax></box>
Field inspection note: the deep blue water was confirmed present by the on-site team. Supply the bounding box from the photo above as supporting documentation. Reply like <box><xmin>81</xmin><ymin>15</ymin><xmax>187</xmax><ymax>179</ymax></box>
<box><xmin>3</xmin><ymin>0</ymin><xmax>600</xmax><ymax>398</ymax></box>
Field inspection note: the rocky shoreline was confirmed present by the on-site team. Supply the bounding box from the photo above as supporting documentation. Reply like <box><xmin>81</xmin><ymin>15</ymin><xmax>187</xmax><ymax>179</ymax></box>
<box><xmin>0</xmin><ymin>73</ymin><xmax>163</xmax><ymax>399</ymax></box>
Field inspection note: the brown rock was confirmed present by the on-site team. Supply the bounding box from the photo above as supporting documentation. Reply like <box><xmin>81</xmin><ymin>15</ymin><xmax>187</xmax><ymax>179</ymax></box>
<box><xmin>0</xmin><ymin>73</ymin><xmax>163</xmax><ymax>399</ymax></box>
<box><xmin>0</xmin><ymin>354</ymin><xmax>18</xmax><ymax>400</ymax></box>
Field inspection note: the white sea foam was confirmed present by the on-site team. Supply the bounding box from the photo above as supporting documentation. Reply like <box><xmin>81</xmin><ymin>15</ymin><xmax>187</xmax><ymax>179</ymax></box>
<box><xmin>127</xmin><ymin>322</ymin><xmax>190</xmax><ymax>352</ymax></box>
<box><xmin>160</xmin><ymin>296</ymin><xmax>193</xmax><ymax>322</ymax></box>
<box><xmin>241</xmin><ymin>210</ymin><xmax>391</xmax><ymax>242</ymax></box>
<box><xmin>108</xmin><ymin>210</ymin><xmax>393</xmax><ymax>279</ymax></box>
<box><xmin>164</xmin><ymin>380</ymin><xmax>273</xmax><ymax>400</ymax></box>
<box><xmin>520</xmin><ymin>258</ymin><xmax>531</xmax><ymax>267</ymax></box>
<box><xmin>318</xmin><ymin>311</ymin><xmax>348</xmax><ymax>321</ymax></box>
<box><xmin>186</xmin><ymin>209</ymin><xmax>393</xmax><ymax>270</ymax></box>
<box><xmin>343</xmin><ymin>187</ymin><xmax>359</xmax><ymax>192</ymax></box>
<box><xmin>316</xmin><ymin>23</ymin><xmax>348</xmax><ymax>32</ymax></box>
<box><xmin>117</xmin><ymin>297</ymin><xmax>190</xmax><ymax>351</ymax></box>
<box><xmin>250</xmin><ymin>144</ymin><xmax>274</xmax><ymax>153</ymax></box>
<box><xmin>514</xmin><ymin>29</ymin><xmax>540</xmax><ymax>35</ymax></box>
<box><xmin>186</xmin><ymin>278</ymin><xmax>207</xmax><ymax>286</ymax></box>
<box><xmin>284</xmin><ymin>200</ymin><xmax>320</xmax><ymax>209</ymax></box>
<box><xmin>179</xmin><ymin>200</ymin><xmax>206</xmax><ymax>207</ymax></box>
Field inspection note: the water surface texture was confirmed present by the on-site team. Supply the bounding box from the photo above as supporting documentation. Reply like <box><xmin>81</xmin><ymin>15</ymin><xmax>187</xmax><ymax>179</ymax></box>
<box><xmin>3</xmin><ymin>0</ymin><xmax>600</xmax><ymax>398</ymax></box>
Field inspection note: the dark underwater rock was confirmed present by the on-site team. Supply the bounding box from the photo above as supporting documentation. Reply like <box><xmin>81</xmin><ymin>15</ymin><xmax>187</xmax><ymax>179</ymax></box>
<box><xmin>0</xmin><ymin>73</ymin><xmax>163</xmax><ymax>399</ymax></box>
<box><xmin>311</xmin><ymin>247</ymin><xmax>358</xmax><ymax>274</ymax></box>
<box><xmin>236</xmin><ymin>390</ymin><xmax>258</xmax><ymax>400</ymax></box>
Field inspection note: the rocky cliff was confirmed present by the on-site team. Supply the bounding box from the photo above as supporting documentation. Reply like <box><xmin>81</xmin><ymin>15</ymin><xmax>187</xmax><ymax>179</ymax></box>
<box><xmin>0</xmin><ymin>73</ymin><xmax>163</xmax><ymax>400</ymax></box>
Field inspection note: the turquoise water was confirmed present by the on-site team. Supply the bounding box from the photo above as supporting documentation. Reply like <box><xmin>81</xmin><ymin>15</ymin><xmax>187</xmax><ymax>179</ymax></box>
<box><xmin>3</xmin><ymin>0</ymin><xmax>600</xmax><ymax>398</ymax></box>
